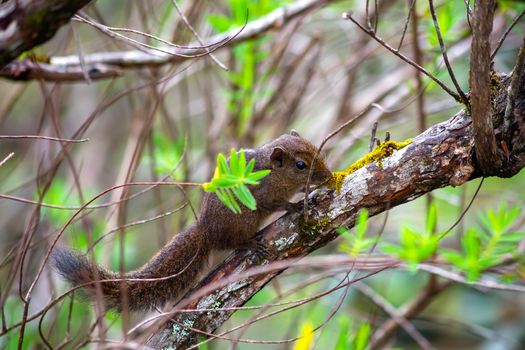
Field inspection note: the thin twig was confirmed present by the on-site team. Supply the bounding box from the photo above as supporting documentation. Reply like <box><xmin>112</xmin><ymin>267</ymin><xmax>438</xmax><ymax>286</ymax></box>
<box><xmin>0</xmin><ymin>135</ymin><xmax>89</xmax><ymax>143</ymax></box>
<box><xmin>428</xmin><ymin>0</ymin><xmax>469</xmax><ymax>105</ymax></box>
<box><xmin>358</xmin><ymin>283</ymin><xmax>436</xmax><ymax>350</ymax></box>
<box><xmin>370</xmin><ymin>279</ymin><xmax>452</xmax><ymax>350</ymax></box>
<box><xmin>0</xmin><ymin>152</ymin><xmax>14</xmax><ymax>168</ymax></box>
<box><xmin>397</xmin><ymin>0</ymin><xmax>417</xmax><ymax>51</ymax></box>
<box><xmin>342</xmin><ymin>12</ymin><xmax>461</xmax><ymax>102</ymax></box>
<box><xmin>491</xmin><ymin>8</ymin><xmax>525</xmax><ymax>61</ymax></box>
<box><xmin>171</xmin><ymin>0</ymin><xmax>227</xmax><ymax>70</ymax></box>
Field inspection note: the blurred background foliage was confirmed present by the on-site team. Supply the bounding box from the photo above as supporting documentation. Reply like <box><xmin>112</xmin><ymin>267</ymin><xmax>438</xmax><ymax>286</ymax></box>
<box><xmin>1</xmin><ymin>0</ymin><xmax>525</xmax><ymax>349</ymax></box>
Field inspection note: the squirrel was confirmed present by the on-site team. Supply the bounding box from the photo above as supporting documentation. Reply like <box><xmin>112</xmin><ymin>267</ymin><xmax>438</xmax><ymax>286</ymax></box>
<box><xmin>51</xmin><ymin>131</ymin><xmax>331</xmax><ymax>311</ymax></box>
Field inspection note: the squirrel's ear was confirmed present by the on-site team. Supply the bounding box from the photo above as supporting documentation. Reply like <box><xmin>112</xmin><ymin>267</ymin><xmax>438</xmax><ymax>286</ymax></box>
<box><xmin>290</xmin><ymin>129</ymin><xmax>300</xmax><ymax>137</ymax></box>
<box><xmin>270</xmin><ymin>147</ymin><xmax>285</xmax><ymax>168</ymax></box>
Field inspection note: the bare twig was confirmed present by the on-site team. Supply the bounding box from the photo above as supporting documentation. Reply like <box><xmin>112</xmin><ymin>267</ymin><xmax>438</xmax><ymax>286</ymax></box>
<box><xmin>491</xmin><ymin>8</ymin><xmax>525</xmax><ymax>61</ymax></box>
<box><xmin>0</xmin><ymin>135</ymin><xmax>88</xmax><ymax>143</ymax></box>
<box><xmin>397</xmin><ymin>0</ymin><xmax>417</xmax><ymax>51</ymax></box>
<box><xmin>170</xmin><ymin>0</ymin><xmax>227</xmax><ymax>70</ymax></box>
<box><xmin>357</xmin><ymin>283</ymin><xmax>436</xmax><ymax>350</ymax></box>
<box><xmin>0</xmin><ymin>152</ymin><xmax>14</xmax><ymax>168</ymax></box>
<box><xmin>370</xmin><ymin>279</ymin><xmax>452</xmax><ymax>350</ymax></box>
<box><xmin>428</xmin><ymin>0</ymin><xmax>469</xmax><ymax>105</ymax></box>
<box><xmin>342</xmin><ymin>12</ymin><xmax>462</xmax><ymax>102</ymax></box>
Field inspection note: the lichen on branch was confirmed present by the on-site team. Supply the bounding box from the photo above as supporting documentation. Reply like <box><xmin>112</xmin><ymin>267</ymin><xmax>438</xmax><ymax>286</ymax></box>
<box><xmin>326</xmin><ymin>139</ymin><xmax>413</xmax><ymax>192</ymax></box>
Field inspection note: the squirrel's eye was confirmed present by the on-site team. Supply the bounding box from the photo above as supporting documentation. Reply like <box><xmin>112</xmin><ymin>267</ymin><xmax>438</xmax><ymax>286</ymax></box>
<box><xmin>295</xmin><ymin>161</ymin><xmax>307</xmax><ymax>170</ymax></box>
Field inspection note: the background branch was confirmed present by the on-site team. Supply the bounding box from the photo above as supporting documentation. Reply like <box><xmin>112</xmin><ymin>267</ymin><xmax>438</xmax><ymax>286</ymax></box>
<box><xmin>0</xmin><ymin>0</ymin><xmax>330</xmax><ymax>82</ymax></box>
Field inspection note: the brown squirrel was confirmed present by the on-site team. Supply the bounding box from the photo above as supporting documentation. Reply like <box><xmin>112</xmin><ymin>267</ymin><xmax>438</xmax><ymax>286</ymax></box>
<box><xmin>51</xmin><ymin>131</ymin><xmax>331</xmax><ymax>311</ymax></box>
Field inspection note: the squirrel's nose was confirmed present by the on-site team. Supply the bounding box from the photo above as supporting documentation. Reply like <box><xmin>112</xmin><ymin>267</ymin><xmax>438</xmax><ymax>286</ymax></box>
<box><xmin>313</xmin><ymin>169</ymin><xmax>332</xmax><ymax>183</ymax></box>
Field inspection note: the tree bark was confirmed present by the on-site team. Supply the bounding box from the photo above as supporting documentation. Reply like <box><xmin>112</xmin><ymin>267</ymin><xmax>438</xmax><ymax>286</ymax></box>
<box><xmin>0</xmin><ymin>0</ymin><xmax>92</xmax><ymax>68</ymax></box>
<box><xmin>144</xmin><ymin>68</ymin><xmax>525</xmax><ymax>348</ymax></box>
<box><xmin>470</xmin><ymin>0</ymin><xmax>500</xmax><ymax>173</ymax></box>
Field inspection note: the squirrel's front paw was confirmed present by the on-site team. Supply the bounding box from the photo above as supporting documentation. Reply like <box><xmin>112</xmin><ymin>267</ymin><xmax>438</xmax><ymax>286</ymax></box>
<box><xmin>285</xmin><ymin>201</ymin><xmax>302</xmax><ymax>213</ymax></box>
<box><xmin>240</xmin><ymin>238</ymin><xmax>271</xmax><ymax>263</ymax></box>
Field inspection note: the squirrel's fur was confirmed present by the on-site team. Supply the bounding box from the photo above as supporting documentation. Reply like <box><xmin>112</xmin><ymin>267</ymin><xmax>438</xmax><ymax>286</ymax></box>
<box><xmin>51</xmin><ymin>131</ymin><xmax>331</xmax><ymax>311</ymax></box>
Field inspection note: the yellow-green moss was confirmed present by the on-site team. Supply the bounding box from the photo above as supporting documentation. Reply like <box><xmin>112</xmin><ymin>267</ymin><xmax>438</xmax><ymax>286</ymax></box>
<box><xmin>297</xmin><ymin>217</ymin><xmax>331</xmax><ymax>238</ymax></box>
<box><xmin>326</xmin><ymin>138</ymin><xmax>413</xmax><ymax>193</ymax></box>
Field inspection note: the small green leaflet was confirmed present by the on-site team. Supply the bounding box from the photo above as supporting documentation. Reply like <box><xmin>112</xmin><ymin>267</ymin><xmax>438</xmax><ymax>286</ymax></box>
<box><xmin>203</xmin><ymin>148</ymin><xmax>271</xmax><ymax>214</ymax></box>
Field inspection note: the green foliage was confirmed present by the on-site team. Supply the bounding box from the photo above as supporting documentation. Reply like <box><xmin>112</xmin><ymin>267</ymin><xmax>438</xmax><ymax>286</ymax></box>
<box><xmin>145</xmin><ymin>131</ymin><xmax>186</xmax><ymax>180</ymax></box>
<box><xmin>203</xmin><ymin>148</ymin><xmax>270</xmax><ymax>214</ymax></box>
<box><xmin>381</xmin><ymin>204</ymin><xmax>441</xmax><ymax>272</ymax></box>
<box><xmin>423</xmin><ymin>1</ymin><xmax>466</xmax><ymax>48</ymax></box>
<box><xmin>335</xmin><ymin>316</ymin><xmax>370</xmax><ymax>350</ymax></box>
<box><xmin>39</xmin><ymin>178</ymin><xmax>80</xmax><ymax>225</ymax></box>
<box><xmin>441</xmin><ymin>203</ymin><xmax>524</xmax><ymax>282</ymax></box>
<box><xmin>207</xmin><ymin>0</ymin><xmax>289</xmax><ymax>133</ymax></box>
<box><xmin>338</xmin><ymin>209</ymin><xmax>375</xmax><ymax>257</ymax></box>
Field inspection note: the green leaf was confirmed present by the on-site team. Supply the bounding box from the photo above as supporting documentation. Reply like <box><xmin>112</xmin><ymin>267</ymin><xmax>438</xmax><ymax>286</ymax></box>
<box><xmin>207</xmin><ymin>14</ymin><xmax>233</xmax><ymax>32</ymax></box>
<box><xmin>211</xmin><ymin>175</ymin><xmax>241</xmax><ymax>187</ymax></box>
<box><xmin>232</xmin><ymin>184</ymin><xmax>256</xmax><ymax>210</ymax></box>
<box><xmin>425</xmin><ymin>203</ymin><xmax>437</xmax><ymax>236</ymax></box>
<box><xmin>225</xmin><ymin>188</ymin><xmax>242</xmax><ymax>214</ymax></box>
<box><xmin>217</xmin><ymin>153</ymin><xmax>229</xmax><ymax>176</ymax></box>
<box><xmin>335</xmin><ymin>317</ymin><xmax>351</xmax><ymax>350</ymax></box>
<box><xmin>206</xmin><ymin>147</ymin><xmax>271</xmax><ymax>214</ymax></box>
<box><xmin>238</xmin><ymin>149</ymin><xmax>246</xmax><ymax>175</ymax></box>
<box><xmin>500</xmin><ymin>231</ymin><xmax>525</xmax><ymax>243</ymax></box>
<box><xmin>229</xmin><ymin>148</ymin><xmax>241</xmax><ymax>176</ymax></box>
<box><xmin>216</xmin><ymin>188</ymin><xmax>239</xmax><ymax>214</ymax></box>
<box><xmin>355</xmin><ymin>209</ymin><xmax>369</xmax><ymax>239</ymax></box>
<box><xmin>381</xmin><ymin>243</ymin><xmax>404</xmax><ymax>257</ymax></box>
<box><xmin>248</xmin><ymin>169</ymin><xmax>271</xmax><ymax>181</ymax></box>
<box><xmin>245</xmin><ymin>158</ymin><xmax>255</xmax><ymax>176</ymax></box>
<box><xmin>354</xmin><ymin>323</ymin><xmax>370</xmax><ymax>350</ymax></box>
<box><xmin>440</xmin><ymin>250</ymin><xmax>464</xmax><ymax>267</ymax></box>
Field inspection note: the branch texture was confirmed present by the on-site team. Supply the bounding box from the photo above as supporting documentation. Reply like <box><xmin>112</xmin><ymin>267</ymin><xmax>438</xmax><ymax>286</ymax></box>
<box><xmin>0</xmin><ymin>0</ymin><xmax>92</xmax><ymax>68</ymax></box>
<box><xmin>469</xmin><ymin>0</ymin><xmax>500</xmax><ymax>173</ymax></box>
<box><xmin>145</xmin><ymin>70</ymin><xmax>525</xmax><ymax>348</ymax></box>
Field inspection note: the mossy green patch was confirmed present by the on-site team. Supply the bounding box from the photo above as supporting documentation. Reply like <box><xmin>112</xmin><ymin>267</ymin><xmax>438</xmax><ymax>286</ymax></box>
<box><xmin>326</xmin><ymin>139</ymin><xmax>413</xmax><ymax>193</ymax></box>
<box><xmin>299</xmin><ymin>217</ymin><xmax>331</xmax><ymax>237</ymax></box>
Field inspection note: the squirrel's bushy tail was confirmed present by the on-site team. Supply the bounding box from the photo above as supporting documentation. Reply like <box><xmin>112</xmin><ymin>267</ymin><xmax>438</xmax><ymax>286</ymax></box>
<box><xmin>51</xmin><ymin>225</ymin><xmax>209</xmax><ymax>311</ymax></box>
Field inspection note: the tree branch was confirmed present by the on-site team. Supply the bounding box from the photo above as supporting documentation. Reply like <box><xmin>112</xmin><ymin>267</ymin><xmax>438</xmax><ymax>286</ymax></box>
<box><xmin>144</xmin><ymin>67</ymin><xmax>525</xmax><ymax>348</ymax></box>
<box><xmin>470</xmin><ymin>0</ymin><xmax>501</xmax><ymax>174</ymax></box>
<box><xmin>0</xmin><ymin>0</ymin><xmax>92</xmax><ymax>68</ymax></box>
<box><xmin>0</xmin><ymin>0</ymin><xmax>330</xmax><ymax>82</ymax></box>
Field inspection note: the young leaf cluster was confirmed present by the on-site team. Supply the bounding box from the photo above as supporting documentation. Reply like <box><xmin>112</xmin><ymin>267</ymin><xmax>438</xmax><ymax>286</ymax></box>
<box><xmin>335</xmin><ymin>317</ymin><xmax>370</xmax><ymax>350</ymax></box>
<box><xmin>440</xmin><ymin>203</ymin><xmax>524</xmax><ymax>282</ymax></box>
<box><xmin>207</xmin><ymin>0</ymin><xmax>289</xmax><ymax>133</ymax></box>
<box><xmin>203</xmin><ymin>149</ymin><xmax>270</xmax><ymax>214</ymax></box>
<box><xmin>382</xmin><ymin>204</ymin><xmax>441</xmax><ymax>272</ymax></box>
<box><xmin>338</xmin><ymin>210</ymin><xmax>375</xmax><ymax>257</ymax></box>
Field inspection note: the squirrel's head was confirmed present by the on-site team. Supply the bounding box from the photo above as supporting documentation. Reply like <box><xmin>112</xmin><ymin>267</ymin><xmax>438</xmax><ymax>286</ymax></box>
<box><xmin>266</xmin><ymin>130</ymin><xmax>331</xmax><ymax>192</ymax></box>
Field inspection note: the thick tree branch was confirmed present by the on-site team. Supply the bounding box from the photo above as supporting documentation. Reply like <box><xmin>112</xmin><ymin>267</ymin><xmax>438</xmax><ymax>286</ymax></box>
<box><xmin>144</xmin><ymin>67</ymin><xmax>525</xmax><ymax>348</ymax></box>
<box><xmin>0</xmin><ymin>0</ymin><xmax>92</xmax><ymax>68</ymax></box>
<box><xmin>470</xmin><ymin>0</ymin><xmax>501</xmax><ymax>173</ymax></box>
